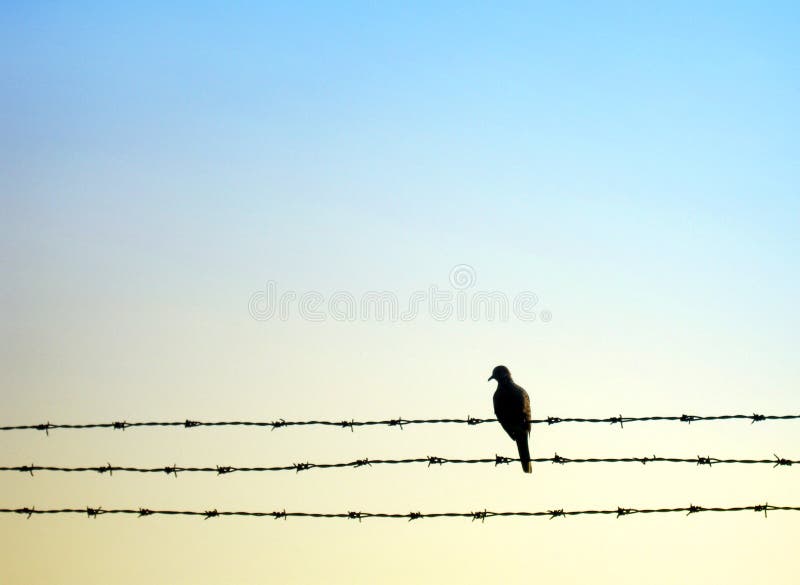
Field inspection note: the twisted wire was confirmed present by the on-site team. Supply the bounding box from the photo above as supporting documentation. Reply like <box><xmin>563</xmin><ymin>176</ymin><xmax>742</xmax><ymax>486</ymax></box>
<box><xmin>2</xmin><ymin>453</ymin><xmax>796</xmax><ymax>476</ymax></box>
<box><xmin>1</xmin><ymin>503</ymin><xmax>795</xmax><ymax>520</ymax></box>
<box><xmin>2</xmin><ymin>412</ymin><xmax>797</xmax><ymax>434</ymax></box>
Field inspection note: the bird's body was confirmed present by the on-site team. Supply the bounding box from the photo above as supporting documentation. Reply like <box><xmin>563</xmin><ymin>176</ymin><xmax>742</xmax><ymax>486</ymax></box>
<box><xmin>489</xmin><ymin>365</ymin><xmax>532</xmax><ymax>473</ymax></box>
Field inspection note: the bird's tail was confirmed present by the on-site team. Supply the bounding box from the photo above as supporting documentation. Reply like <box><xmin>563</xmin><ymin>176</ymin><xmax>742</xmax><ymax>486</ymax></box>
<box><xmin>516</xmin><ymin>435</ymin><xmax>532</xmax><ymax>474</ymax></box>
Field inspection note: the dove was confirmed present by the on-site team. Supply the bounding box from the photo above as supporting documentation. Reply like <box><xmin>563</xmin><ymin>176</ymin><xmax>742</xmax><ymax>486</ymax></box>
<box><xmin>489</xmin><ymin>365</ymin><xmax>532</xmax><ymax>473</ymax></box>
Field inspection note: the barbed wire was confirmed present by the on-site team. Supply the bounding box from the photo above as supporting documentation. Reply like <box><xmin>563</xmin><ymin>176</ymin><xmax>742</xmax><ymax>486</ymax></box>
<box><xmin>1</xmin><ymin>503</ymin><xmax>797</xmax><ymax>520</ymax></box>
<box><xmin>2</xmin><ymin>453</ymin><xmax>797</xmax><ymax>477</ymax></box>
<box><xmin>2</xmin><ymin>413</ymin><xmax>798</xmax><ymax>434</ymax></box>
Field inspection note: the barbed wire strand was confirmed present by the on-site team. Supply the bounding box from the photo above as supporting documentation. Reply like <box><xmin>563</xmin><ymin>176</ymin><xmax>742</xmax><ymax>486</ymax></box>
<box><xmin>1</xmin><ymin>504</ymin><xmax>797</xmax><ymax>520</ymax></box>
<box><xmin>1</xmin><ymin>413</ymin><xmax>797</xmax><ymax>434</ymax></box>
<box><xmin>2</xmin><ymin>453</ymin><xmax>797</xmax><ymax>477</ymax></box>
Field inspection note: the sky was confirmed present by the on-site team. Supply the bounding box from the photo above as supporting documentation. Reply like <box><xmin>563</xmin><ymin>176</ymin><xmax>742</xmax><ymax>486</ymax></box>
<box><xmin>2</xmin><ymin>2</ymin><xmax>799</xmax><ymax>583</ymax></box>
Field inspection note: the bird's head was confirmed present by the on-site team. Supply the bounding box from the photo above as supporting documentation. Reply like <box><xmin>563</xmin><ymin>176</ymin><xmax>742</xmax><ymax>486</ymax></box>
<box><xmin>488</xmin><ymin>365</ymin><xmax>511</xmax><ymax>382</ymax></box>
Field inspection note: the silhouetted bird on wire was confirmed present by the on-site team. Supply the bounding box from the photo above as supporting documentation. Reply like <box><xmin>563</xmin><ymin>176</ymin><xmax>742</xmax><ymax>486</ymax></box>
<box><xmin>489</xmin><ymin>365</ymin><xmax>532</xmax><ymax>473</ymax></box>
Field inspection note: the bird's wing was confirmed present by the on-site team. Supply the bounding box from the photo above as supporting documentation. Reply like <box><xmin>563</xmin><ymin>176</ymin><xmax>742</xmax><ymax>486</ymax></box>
<box><xmin>520</xmin><ymin>387</ymin><xmax>532</xmax><ymax>434</ymax></box>
<box><xmin>494</xmin><ymin>388</ymin><xmax>523</xmax><ymax>440</ymax></box>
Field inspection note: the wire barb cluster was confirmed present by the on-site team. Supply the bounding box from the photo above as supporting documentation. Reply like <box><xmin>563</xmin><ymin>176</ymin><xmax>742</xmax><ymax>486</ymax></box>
<box><xmin>2</xmin><ymin>413</ymin><xmax>798</xmax><ymax>434</ymax></box>
<box><xmin>1</xmin><ymin>504</ymin><xmax>798</xmax><ymax>520</ymax></box>
<box><xmin>3</xmin><ymin>453</ymin><xmax>796</xmax><ymax>477</ymax></box>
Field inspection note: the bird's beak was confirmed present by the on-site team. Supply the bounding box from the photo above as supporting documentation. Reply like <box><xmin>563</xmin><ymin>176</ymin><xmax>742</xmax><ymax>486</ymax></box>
<box><xmin>487</xmin><ymin>375</ymin><xmax>494</xmax><ymax>381</ymax></box>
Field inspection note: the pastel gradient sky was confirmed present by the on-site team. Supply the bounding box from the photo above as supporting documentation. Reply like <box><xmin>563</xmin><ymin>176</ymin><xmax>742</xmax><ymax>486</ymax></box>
<box><xmin>2</xmin><ymin>2</ymin><xmax>799</xmax><ymax>584</ymax></box>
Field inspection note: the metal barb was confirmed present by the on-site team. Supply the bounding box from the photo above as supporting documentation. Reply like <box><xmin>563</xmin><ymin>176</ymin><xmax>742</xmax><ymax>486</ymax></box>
<box><xmin>773</xmin><ymin>455</ymin><xmax>792</xmax><ymax>468</ymax></box>
<box><xmin>472</xmin><ymin>510</ymin><xmax>488</xmax><ymax>523</ymax></box>
<box><xmin>494</xmin><ymin>454</ymin><xmax>513</xmax><ymax>466</ymax></box>
<box><xmin>347</xmin><ymin>511</ymin><xmax>363</xmax><ymax>522</ymax></box>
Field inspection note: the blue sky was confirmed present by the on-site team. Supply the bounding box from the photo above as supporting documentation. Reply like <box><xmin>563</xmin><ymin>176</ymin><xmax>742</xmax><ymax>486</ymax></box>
<box><xmin>2</xmin><ymin>3</ymin><xmax>800</xmax><ymax>584</ymax></box>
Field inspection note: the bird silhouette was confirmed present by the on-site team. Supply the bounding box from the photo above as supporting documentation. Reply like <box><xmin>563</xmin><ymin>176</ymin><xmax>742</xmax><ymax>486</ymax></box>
<box><xmin>489</xmin><ymin>365</ymin><xmax>532</xmax><ymax>473</ymax></box>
